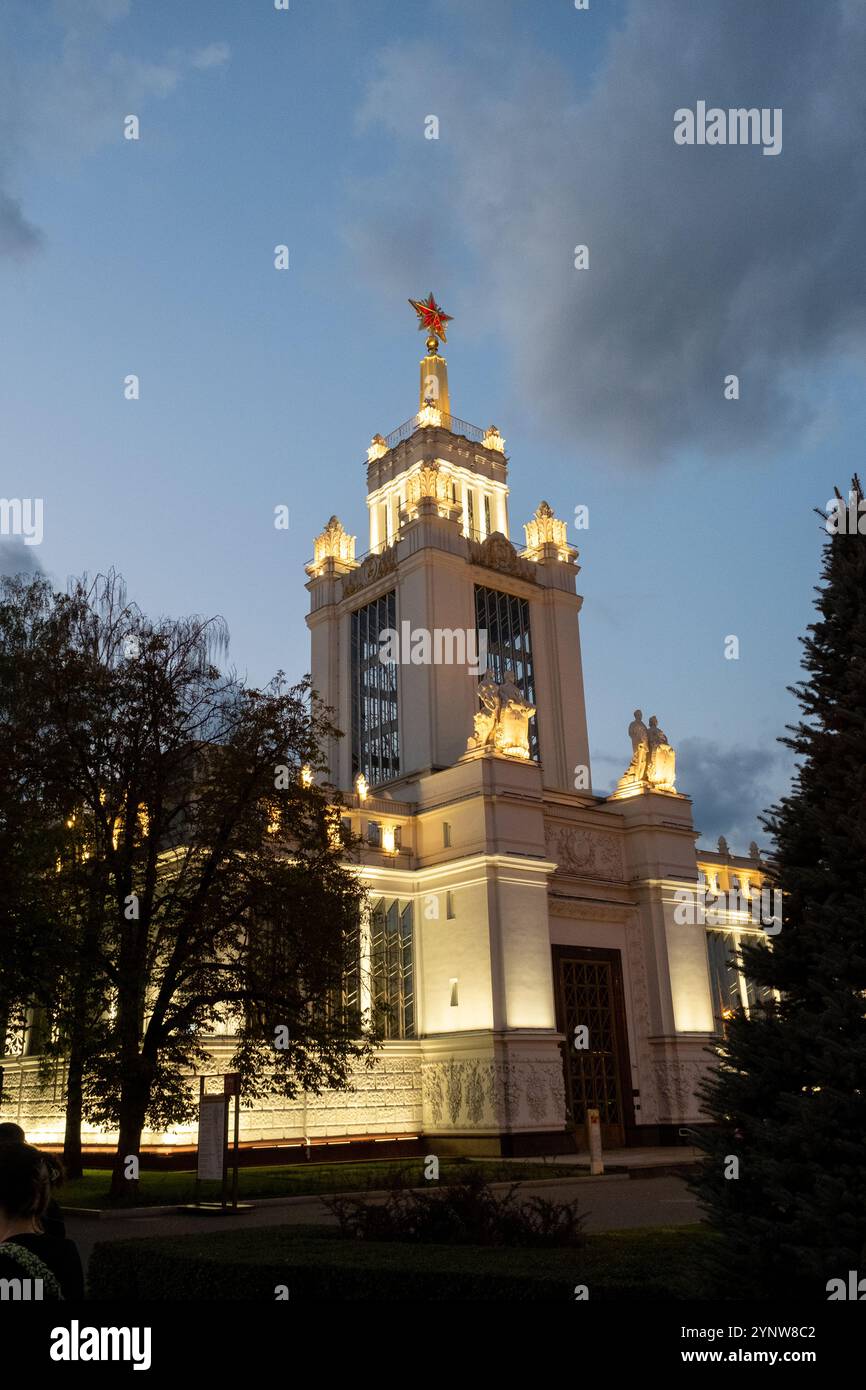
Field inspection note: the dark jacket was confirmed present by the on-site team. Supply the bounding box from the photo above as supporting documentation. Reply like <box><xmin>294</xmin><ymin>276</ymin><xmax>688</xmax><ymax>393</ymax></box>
<box><xmin>0</xmin><ymin>1234</ymin><xmax>84</xmax><ymax>1300</ymax></box>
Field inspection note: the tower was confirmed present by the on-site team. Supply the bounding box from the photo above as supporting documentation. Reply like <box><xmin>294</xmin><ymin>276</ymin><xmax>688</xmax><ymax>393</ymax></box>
<box><xmin>305</xmin><ymin>295</ymin><xmax>592</xmax><ymax>800</ymax></box>
<box><xmin>299</xmin><ymin>298</ymin><xmax>722</xmax><ymax>1156</ymax></box>
<box><xmin>303</xmin><ymin>297</ymin><xmax>595</xmax><ymax>1151</ymax></box>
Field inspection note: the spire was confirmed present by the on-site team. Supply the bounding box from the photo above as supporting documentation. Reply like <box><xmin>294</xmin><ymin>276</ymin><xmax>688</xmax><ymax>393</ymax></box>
<box><xmin>409</xmin><ymin>292</ymin><xmax>451</xmax><ymax>417</ymax></box>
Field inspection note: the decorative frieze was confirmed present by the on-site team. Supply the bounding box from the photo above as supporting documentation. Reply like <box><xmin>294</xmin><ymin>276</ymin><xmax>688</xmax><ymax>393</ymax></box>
<box><xmin>651</xmin><ymin>1058</ymin><xmax>711</xmax><ymax>1123</ymax></box>
<box><xmin>1</xmin><ymin>1048</ymin><xmax>424</xmax><ymax>1146</ymax></box>
<box><xmin>341</xmin><ymin>545</ymin><xmax>398</xmax><ymax>598</ymax></box>
<box><xmin>421</xmin><ymin>1057</ymin><xmax>565</xmax><ymax>1132</ymax></box>
<box><xmin>545</xmin><ymin>823</ymin><xmax>625</xmax><ymax>882</ymax></box>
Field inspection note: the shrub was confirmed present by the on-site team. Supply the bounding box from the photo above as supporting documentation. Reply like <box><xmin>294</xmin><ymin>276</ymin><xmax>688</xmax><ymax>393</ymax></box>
<box><xmin>325</xmin><ymin>1168</ymin><xmax>586</xmax><ymax>1248</ymax></box>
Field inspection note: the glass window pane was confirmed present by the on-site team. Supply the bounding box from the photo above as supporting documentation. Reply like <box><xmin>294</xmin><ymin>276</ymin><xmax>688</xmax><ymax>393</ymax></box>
<box><xmin>351</xmin><ymin>589</ymin><xmax>400</xmax><ymax>786</ymax></box>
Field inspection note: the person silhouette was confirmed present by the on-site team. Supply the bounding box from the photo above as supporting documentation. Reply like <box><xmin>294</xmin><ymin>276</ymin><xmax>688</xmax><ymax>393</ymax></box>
<box><xmin>0</xmin><ymin>1123</ymin><xmax>66</xmax><ymax>1238</ymax></box>
<box><xmin>0</xmin><ymin>1144</ymin><xmax>83</xmax><ymax>1299</ymax></box>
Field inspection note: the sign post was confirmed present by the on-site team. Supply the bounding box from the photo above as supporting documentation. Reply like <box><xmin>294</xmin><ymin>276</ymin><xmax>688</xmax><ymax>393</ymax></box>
<box><xmin>190</xmin><ymin>1073</ymin><xmax>244</xmax><ymax>1214</ymax></box>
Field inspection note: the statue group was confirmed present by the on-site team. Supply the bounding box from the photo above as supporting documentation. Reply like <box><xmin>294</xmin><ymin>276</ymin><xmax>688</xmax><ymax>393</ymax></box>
<box><xmin>467</xmin><ymin>672</ymin><xmax>535</xmax><ymax>760</ymax></box>
<box><xmin>616</xmin><ymin>708</ymin><xmax>677</xmax><ymax>793</ymax></box>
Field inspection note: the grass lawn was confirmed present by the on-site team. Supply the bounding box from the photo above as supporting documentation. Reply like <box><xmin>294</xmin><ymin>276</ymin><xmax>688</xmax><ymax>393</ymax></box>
<box><xmin>61</xmin><ymin>1156</ymin><xmax>588</xmax><ymax>1208</ymax></box>
<box><xmin>88</xmin><ymin>1222</ymin><xmax>716</xmax><ymax>1300</ymax></box>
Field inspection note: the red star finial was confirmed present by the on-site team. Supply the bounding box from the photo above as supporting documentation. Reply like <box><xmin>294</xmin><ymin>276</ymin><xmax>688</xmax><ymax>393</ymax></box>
<box><xmin>408</xmin><ymin>292</ymin><xmax>453</xmax><ymax>345</ymax></box>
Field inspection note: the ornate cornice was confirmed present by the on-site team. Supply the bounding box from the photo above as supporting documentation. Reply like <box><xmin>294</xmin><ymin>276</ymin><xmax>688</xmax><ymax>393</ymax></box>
<box><xmin>467</xmin><ymin>531</ymin><xmax>536</xmax><ymax>584</ymax></box>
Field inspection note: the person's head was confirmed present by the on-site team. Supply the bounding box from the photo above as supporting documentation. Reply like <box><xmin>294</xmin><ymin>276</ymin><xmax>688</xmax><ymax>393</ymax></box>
<box><xmin>633</xmin><ymin>709</ymin><xmax>642</xmax><ymax>721</ymax></box>
<box><xmin>0</xmin><ymin>1143</ymin><xmax>53</xmax><ymax>1229</ymax></box>
<box><xmin>0</xmin><ymin>1122</ymin><xmax>26</xmax><ymax>1144</ymax></box>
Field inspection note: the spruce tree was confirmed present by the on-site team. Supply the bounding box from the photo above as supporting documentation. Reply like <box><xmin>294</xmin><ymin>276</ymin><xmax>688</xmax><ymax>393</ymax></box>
<box><xmin>692</xmin><ymin>476</ymin><xmax>866</xmax><ymax>1299</ymax></box>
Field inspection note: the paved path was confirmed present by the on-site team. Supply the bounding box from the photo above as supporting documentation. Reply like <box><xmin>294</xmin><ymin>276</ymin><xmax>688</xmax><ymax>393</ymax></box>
<box><xmin>66</xmin><ymin>1174</ymin><xmax>701</xmax><ymax>1277</ymax></box>
<box><xmin>535</xmin><ymin>1144</ymin><xmax>701</xmax><ymax>1169</ymax></box>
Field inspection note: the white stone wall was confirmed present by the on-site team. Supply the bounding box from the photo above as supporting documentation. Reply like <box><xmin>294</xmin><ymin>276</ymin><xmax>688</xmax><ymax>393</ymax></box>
<box><xmin>0</xmin><ymin>1055</ymin><xmax>68</xmax><ymax>1147</ymax></box>
<box><xmin>0</xmin><ymin>1041</ymin><xmax>423</xmax><ymax>1149</ymax></box>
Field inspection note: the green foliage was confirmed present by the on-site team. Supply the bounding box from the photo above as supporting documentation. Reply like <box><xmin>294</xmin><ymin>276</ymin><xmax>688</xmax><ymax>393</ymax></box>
<box><xmin>87</xmin><ymin>1224</ymin><xmax>716</xmax><ymax>1301</ymax></box>
<box><xmin>0</xmin><ymin>571</ymin><xmax>371</xmax><ymax>1180</ymax></box>
<box><xmin>0</xmin><ymin>576</ymin><xmax>95</xmax><ymax>1039</ymax></box>
<box><xmin>691</xmin><ymin>476</ymin><xmax>866</xmax><ymax>1297</ymax></box>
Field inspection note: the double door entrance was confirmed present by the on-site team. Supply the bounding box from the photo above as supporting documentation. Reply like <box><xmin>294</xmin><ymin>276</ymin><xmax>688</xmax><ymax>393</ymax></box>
<box><xmin>552</xmin><ymin>945</ymin><xmax>634</xmax><ymax>1148</ymax></box>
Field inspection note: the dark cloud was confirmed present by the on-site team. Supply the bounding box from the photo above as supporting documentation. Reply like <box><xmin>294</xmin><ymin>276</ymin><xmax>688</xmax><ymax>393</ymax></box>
<box><xmin>0</xmin><ymin>540</ymin><xmax>44</xmax><ymax>579</ymax></box>
<box><xmin>348</xmin><ymin>0</ymin><xmax>866</xmax><ymax>464</ymax></box>
<box><xmin>593</xmin><ymin>739</ymin><xmax>791</xmax><ymax>853</ymax></box>
<box><xmin>0</xmin><ymin>188</ymin><xmax>42</xmax><ymax>260</ymax></box>
<box><xmin>677</xmin><ymin>736</ymin><xmax>792</xmax><ymax>854</ymax></box>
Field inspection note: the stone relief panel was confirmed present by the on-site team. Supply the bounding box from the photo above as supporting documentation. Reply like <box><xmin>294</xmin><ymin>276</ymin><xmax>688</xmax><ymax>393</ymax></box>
<box><xmin>421</xmin><ymin>1057</ymin><xmax>566</xmax><ymax>1132</ymax></box>
<box><xmin>445</xmin><ymin>1060</ymin><xmax>463</xmax><ymax>1124</ymax></box>
<box><xmin>652</xmin><ymin>1059</ymin><xmax>712</xmax><ymax>1123</ymax></box>
<box><xmin>545</xmin><ymin>823</ymin><xmax>625</xmax><ymax>883</ymax></box>
<box><xmin>463</xmin><ymin>1060</ymin><xmax>487</xmax><ymax>1125</ymax></box>
<box><xmin>425</xmin><ymin>1066</ymin><xmax>446</xmax><ymax>1127</ymax></box>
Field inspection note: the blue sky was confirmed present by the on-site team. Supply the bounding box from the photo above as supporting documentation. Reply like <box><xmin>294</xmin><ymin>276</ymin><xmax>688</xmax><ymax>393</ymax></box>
<box><xmin>2</xmin><ymin>0</ymin><xmax>865</xmax><ymax>851</ymax></box>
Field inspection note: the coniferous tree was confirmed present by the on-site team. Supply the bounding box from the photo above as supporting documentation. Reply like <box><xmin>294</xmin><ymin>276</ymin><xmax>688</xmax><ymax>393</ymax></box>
<box><xmin>692</xmin><ymin>477</ymin><xmax>866</xmax><ymax>1298</ymax></box>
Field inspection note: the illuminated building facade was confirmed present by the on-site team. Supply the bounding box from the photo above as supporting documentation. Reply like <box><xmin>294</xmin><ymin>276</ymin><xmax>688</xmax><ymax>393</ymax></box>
<box><xmin>1</xmin><ymin>303</ymin><xmax>775</xmax><ymax>1154</ymax></box>
<box><xmin>292</xmin><ymin>303</ymin><xmax>776</xmax><ymax>1152</ymax></box>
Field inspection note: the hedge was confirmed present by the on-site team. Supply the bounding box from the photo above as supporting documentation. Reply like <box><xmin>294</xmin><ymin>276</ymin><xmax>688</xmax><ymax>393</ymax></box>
<box><xmin>88</xmin><ymin>1225</ymin><xmax>715</xmax><ymax>1301</ymax></box>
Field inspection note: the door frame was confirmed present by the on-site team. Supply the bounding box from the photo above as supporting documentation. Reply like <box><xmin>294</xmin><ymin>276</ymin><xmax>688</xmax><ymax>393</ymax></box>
<box><xmin>551</xmin><ymin>944</ymin><xmax>635</xmax><ymax>1147</ymax></box>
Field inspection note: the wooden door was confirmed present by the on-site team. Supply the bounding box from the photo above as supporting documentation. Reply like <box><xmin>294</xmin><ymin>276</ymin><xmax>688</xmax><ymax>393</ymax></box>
<box><xmin>553</xmin><ymin>945</ymin><xmax>634</xmax><ymax>1148</ymax></box>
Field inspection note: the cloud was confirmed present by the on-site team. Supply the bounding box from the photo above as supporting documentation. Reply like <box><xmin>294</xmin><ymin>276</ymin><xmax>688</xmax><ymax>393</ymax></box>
<box><xmin>0</xmin><ymin>3</ymin><xmax>228</xmax><ymax>261</ymax></box>
<box><xmin>347</xmin><ymin>0</ymin><xmax>866</xmax><ymax>464</ymax></box>
<box><xmin>0</xmin><ymin>188</ymin><xmax>42</xmax><ymax>260</ymax></box>
<box><xmin>676</xmin><ymin>737</ymin><xmax>792</xmax><ymax>853</ymax></box>
<box><xmin>592</xmin><ymin>736</ymin><xmax>790</xmax><ymax>850</ymax></box>
<box><xmin>0</xmin><ymin>540</ymin><xmax>44</xmax><ymax>579</ymax></box>
<box><xmin>191</xmin><ymin>42</ymin><xmax>230</xmax><ymax>71</ymax></box>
